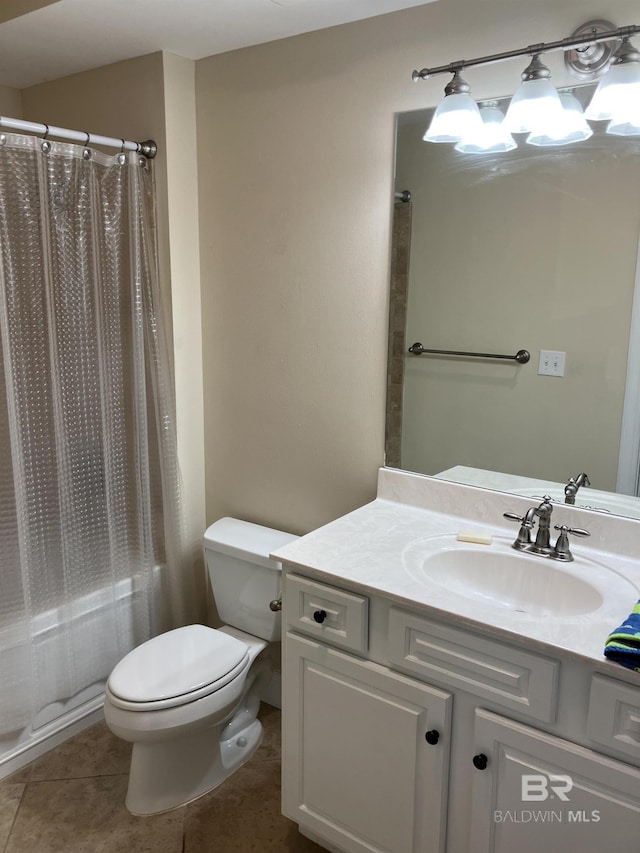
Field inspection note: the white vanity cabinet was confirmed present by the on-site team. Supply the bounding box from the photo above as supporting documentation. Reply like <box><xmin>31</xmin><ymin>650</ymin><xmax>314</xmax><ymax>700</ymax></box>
<box><xmin>471</xmin><ymin>708</ymin><xmax>640</xmax><ymax>852</ymax></box>
<box><xmin>282</xmin><ymin>633</ymin><xmax>452</xmax><ymax>853</ymax></box>
<box><xmin>281</xmin><ymin>574</ymin><xmax>452</xmax><ymax>853</ymax></box>
<box><xmin>281</xmin><ymin>569</ymin><xmax>640</xmax><ymax>853</ymax></box>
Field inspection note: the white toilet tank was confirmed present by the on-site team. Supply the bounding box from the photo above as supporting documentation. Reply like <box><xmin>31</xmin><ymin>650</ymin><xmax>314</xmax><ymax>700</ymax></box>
<box><xmin>203</xmin><ymin>517</ymin><xmax>298</xmax><ymax>642</ymax></box>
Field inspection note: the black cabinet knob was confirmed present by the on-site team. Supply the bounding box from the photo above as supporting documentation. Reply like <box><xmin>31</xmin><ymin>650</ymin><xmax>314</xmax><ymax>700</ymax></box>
<box><xmin>425</xmin><ymin>730</ymin><xmax>440</xmax><ymax>745</ymax></box>
<box><xmin>472</xmin><ymin>753</ymin><xmax>488</xmax><ymax>770</ymax></box>
<box><xmin>313</xmin><ymin>609</ymin><xmax>327</xmax><ymax>624</ymax></box>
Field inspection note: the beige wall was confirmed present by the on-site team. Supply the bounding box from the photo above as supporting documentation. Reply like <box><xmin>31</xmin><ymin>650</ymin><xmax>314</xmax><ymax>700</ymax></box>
<box><xmin>195</xmin><ymin>0</ymin><xmax>639</xmax><ymax>534</ymax></box>
<box><xmin>396</xmin><ymin>111</ymin><xmax>640</xmax><ymax>491</ymax></box>
<box><xmin>21</xmin><ymin>51</ymin><xmax>206</xmax><ymax>572</ymax></box>
<box><xmin>0</xmin><ymin>85</ymin><xmax>22</xmax><ymax>115</ymax></box>
<box><xmin>161</xmin><ymin>53</ymin><xmax>206</xmax><ymax>571</ymax></box>
<box><xmin>0</xmin><ymin>0</ymin><xmax>59</xmax><ymax>25</ymax></box>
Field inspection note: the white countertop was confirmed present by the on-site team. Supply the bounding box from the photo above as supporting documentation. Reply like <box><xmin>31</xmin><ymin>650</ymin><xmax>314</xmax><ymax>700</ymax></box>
<box><xmin>434</xmin><ymin>465</ymin><xmax>640</xmax><ymax>520</ymax></box>
<box><xmin>273</xmin><ymin>468</ymin><xmax>640</xmax><ymax>684</ymax></box>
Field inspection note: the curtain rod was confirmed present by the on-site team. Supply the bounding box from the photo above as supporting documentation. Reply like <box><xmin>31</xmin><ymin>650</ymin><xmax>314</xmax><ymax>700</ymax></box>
<box><xmin>0</xmin><ymin>115</ymin><xmax>157</xmax><ymax>159</ymax></box>
<box><xmin>412</xmin><ymin>22</ymin><xmax>640</xmax><ymax>80</ymax></box>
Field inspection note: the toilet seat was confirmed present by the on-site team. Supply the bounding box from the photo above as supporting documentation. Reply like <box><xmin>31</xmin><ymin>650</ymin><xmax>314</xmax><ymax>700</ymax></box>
<box><xmin>107</xmin><ymin>625</ymin><xmax>250</xmax><ymax>712</ymax></box>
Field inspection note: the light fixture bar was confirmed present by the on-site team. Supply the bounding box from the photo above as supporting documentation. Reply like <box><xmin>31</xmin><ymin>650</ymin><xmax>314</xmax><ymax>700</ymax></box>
<box><xmin>412</xmin><ymin>23</ymin><xmax>640</xmax><ymax>81</ymax></box>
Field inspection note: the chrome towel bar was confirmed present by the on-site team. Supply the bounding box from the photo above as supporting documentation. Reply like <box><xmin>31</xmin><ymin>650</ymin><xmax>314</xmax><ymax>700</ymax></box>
<box><xmin>408</xmin><ymin>342</ymin><xmax>531</xmax><ymax>364</ymax></box>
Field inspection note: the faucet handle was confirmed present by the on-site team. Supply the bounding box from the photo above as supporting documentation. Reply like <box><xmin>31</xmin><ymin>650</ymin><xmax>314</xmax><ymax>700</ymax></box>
<box><xmin>553</xmin><ymin>524</ymin><xmax>590</xmax><ymax>537</ymax></box>
<box><xmin>503</xmin><ymin>511</ymin><xmax>534</xmax><ymax>548</ymax></box>
<box><xmin>553</xmin><ymin>524</ymin><xmax>590</xmax><ymax>561</ymax></box>
<box><xmin>503</xmin><ymin>512</ymin><xmax>532</xmax><ymax>527</ymax></box>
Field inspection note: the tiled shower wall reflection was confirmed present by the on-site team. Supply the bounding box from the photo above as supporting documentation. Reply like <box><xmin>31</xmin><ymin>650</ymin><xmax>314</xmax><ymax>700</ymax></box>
<box><xmin>385</xmin><ymin>199</ymin><xmax>412</xmax><ymax>469</ymax></box>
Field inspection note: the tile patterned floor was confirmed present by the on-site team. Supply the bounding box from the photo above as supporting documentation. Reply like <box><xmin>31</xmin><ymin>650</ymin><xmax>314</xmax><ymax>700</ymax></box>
<box><xmin>0</xmin><ymin>704</ymin><xmax>325</xmax><ymax>853</ymax></box>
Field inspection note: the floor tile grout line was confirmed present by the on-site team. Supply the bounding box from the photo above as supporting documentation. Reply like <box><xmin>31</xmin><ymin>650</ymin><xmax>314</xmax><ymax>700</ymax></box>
<box><xmin>0</xmin><ymin>765</ymin><xmax>33</xmax><ymax>788</ymax></box>
<box><xmin>27</xmin><ymin>770</ymin><xmax>131</xmax><ymax>784</ymax></box>
<box><xmin>1</xmin><ymin>779</ymin><xmax>30</xmax><ymax>853</ymax></box>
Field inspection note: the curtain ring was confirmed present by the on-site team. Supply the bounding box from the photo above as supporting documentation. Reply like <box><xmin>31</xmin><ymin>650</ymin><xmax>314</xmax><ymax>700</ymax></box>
<box><xmin>118</xmin><ymin>139</ymin><xmax>127</xmax><ymax>166</ymax></box>
<box><xmin>41</xmin><ymin>123</ymin><xmax>51</xmax><ymax>153</ymax></box>
<box><xmin>82</xmin><ymin>132</ymin><xmax>92</xmax><ymax>160</ymax></box>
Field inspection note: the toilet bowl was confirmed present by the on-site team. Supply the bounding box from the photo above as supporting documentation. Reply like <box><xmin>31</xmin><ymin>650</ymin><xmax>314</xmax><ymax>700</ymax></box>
<box><xmin>103</xmin><ymin>518</ymin><xmax>298</xmax><ymax>815</ymax></box>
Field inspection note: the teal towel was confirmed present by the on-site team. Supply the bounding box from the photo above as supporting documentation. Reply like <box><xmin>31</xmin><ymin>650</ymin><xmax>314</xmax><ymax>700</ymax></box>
<box><xmin>604</xmin><ymin>601</ymin><xmax>640</xmax><ymax>672</ymax></box>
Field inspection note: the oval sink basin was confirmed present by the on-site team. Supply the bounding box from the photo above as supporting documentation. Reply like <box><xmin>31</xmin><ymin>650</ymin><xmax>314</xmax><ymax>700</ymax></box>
<box><xmin>403</xmin><ymin>537</ymin><xmax>638</xmax><ymax>618</ymax></box>
<box><xmin>421</xmin><ymin>548</ymin><xmax>601</xmax><ymax>616</ymax></box>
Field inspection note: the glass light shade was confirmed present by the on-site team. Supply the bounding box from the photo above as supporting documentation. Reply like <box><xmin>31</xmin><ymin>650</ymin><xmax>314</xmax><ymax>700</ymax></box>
<box><xmin>504</xmin><ymin>78</ymin><xmax>565</xmax><ymax>134</ymax></box>
<box><xmin>585</xmin><ymin>61</ymin><xmax>640</xmax><ymax>121</ymax></box>
<box><xmin>606</xmin><ymin>114</ymin><xmax>640</xmax><ymax>136</ymax></box>
<box><xmin>423</xmin><ymin>92</ymin><xmax>483</xmax><ymax>143</ymax></box>
<box><xmin>526</xmin><ymin>91</ymin><xmax>593</xmax><ymax>147</ymax></box>
<box><xmin>455</xmin><ymin>101</ymin><xmax>517</xmax><ymax>153</ymax></box>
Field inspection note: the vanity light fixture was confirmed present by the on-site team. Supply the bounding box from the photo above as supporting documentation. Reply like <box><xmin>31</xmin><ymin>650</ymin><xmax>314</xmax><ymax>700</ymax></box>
<box><xmin>422</xmin><ymin>70</ymin><xmax>483</xmax><ymax>143</ymax></box>
<box><xmin>584</xmin><ymin>38</ymin><xmax>640</xmax><ymax>119</ymax></box>
<box><xmin>413</xmin><ymin>20</ymin><xmax>640</xmax><ymax>152</ymax></box>
<box><xmin>584</xmin><ymin>37</ymin><xmax>640</xmax><ymax>134</ymax></box>
<box><xmin>526</xmin><ymin>89</ymin><xmax>593</xmax><ymax>146</ymax></box>
<box><xmin>454</xmin><ymin>100</ymin><xmax>517</xmax><ymax>153</ymax></box>
<box><xmin>503</xmin><ymin>55</ymin><xmax>565</xmax><ymax>135</ymax></box>
<box><xmin>607</xmin><ymin>113</ymin><xmax>640</xmax><ymax>137</ymax></box>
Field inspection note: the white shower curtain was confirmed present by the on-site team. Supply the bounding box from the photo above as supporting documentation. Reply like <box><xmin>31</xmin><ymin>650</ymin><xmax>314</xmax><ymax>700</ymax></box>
<box><xmin>0</xmin><ymin>133</ymin><xmax>197</xmax><ymax>738</ymax></box>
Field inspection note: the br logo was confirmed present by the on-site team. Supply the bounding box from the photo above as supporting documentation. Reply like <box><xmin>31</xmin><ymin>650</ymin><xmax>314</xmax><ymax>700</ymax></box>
<box><xmin>521</xmin><ymin>774</ymin><xmax>573</xmax><ymax>802</ymax></box>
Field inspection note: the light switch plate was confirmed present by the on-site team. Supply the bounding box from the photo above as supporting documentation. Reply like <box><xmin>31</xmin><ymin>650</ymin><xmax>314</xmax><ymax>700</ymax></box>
<box><xmin>538</xmin><ymin>350</ymin><xmax>566</xmax><ymax>377</ymax></box>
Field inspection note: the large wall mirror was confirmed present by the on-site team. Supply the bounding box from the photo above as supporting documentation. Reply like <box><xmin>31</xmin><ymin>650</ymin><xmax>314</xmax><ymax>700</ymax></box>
<box><xmin>386</xmin><ymin>84</ymin><xmax>640</xmax><ymax>519</ymax></box>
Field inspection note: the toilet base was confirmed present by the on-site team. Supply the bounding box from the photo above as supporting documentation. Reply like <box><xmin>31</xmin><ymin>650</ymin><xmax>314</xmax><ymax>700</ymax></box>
<box><xmin>125</xmin><ymin>716</ymin><xmax>264</xmax><ymax>816</ymax></box>
<box><xmin>106</xmin><ymin>627</ymin><xmax>270</xmax><ymax>816</ymax></box>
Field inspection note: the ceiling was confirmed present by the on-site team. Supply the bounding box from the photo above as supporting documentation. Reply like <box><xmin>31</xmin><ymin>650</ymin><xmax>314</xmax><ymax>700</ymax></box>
<box><xmin>0</xmin><ymin>0</ymin><xmax>437</xmax><ymax>90</ymax></box>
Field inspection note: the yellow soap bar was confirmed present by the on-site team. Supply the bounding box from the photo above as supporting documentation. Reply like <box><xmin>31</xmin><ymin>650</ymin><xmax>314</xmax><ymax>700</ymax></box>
<box><xmin>457</xmin><ymin>531</ymin><xmax>493</xmax><ymax>545</ymax></box>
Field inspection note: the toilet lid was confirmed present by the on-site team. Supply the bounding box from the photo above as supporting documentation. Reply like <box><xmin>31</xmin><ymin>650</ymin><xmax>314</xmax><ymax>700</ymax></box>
<box><xmin>108</xmin><ymin>624</ymin><xmax>248</xmax><ymax>704</ymax></box>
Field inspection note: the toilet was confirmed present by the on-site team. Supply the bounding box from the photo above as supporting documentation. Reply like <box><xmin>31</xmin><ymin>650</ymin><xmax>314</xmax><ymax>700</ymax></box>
<box><xmin>103</xmin><ymin>517</ymin><xmax>298</xmax><ymax>815</ymax></box>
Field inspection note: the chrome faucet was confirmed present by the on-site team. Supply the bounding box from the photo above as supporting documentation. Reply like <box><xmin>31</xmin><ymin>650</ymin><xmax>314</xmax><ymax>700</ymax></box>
<box><xmin>503</xmin><ymin>496</ymin><xmax>589</xmax><ymax>561</ymax></box>
<box><xmin>564</xmin><ymin>472</ymin><xmax>591</xmax><ymax>505</ymax></box>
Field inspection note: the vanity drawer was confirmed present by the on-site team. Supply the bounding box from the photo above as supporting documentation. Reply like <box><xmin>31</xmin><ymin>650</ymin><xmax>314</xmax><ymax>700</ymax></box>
<box><xmin>587</xmin><ymin>674</ymin><xmax>640</xmax><ymax>762</ymax></box>
<box><xmin>387</xmin><ymin>607</ymin><xmax>559</xmax><ymax>723</ymax></box>
<box><xmin>283</xmin><ymin>574</ymin><xmax>368</xmax><ymax>655</ymax></box>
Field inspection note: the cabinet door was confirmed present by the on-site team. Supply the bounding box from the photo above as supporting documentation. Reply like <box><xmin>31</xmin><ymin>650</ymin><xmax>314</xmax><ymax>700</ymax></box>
<box><xmin>282</xmin><ymin>632</ymin><xmax>452</xmax><ymax>853</ymax></box>
<box><xmin>470</xmin><ymin>708</ymin><xmax>640</xmax><ymax>853</ymax></box>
